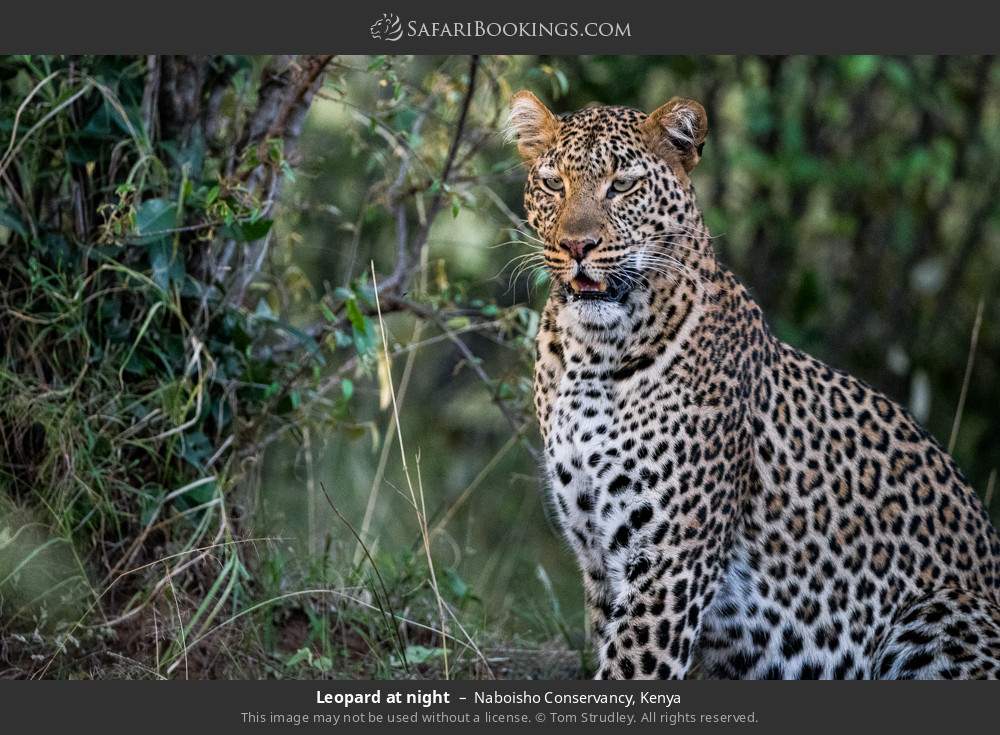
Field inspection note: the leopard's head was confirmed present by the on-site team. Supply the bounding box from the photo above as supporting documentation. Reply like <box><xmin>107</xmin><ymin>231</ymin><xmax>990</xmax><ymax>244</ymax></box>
<box><xmin>506</xmin><ymin>91</ymin><xmax>709</xmax><ymax>310</ymax></box>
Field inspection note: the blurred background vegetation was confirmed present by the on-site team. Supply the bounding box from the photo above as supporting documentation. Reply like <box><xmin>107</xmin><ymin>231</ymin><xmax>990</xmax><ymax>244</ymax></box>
<box><xmin>1</xmin><ymin>54</ymin><xmax>998</xmax><ymax>679</ymax></box>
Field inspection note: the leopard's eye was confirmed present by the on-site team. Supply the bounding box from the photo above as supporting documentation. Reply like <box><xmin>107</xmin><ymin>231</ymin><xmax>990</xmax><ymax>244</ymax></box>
<box><xmin>609</xmin><ymin>178</ymin><xmax>638</xmax><ymax>196</ymax></box>
<box><xmin>541</xmin><ymin>176</ymin><xmax>564</xmax><ymax>192</ymax></box>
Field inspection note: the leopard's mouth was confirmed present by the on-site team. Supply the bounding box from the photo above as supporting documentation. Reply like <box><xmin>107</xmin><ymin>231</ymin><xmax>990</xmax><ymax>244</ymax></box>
<box><xmin>564</xmin><ymin>273</ymin><xmax>629</xmax><ymax>303</ymax></box>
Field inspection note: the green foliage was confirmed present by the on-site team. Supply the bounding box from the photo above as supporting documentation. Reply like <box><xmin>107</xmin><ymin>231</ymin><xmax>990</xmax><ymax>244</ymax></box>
<box><xmin>0</xmin><ymin>54</ymin><xmax>550</xmax><ymax>679</ymax></box>
<box><xmin>0</xmin><ymin>55</ymin><xmax>381</xmax><ymax>674</ymax></box>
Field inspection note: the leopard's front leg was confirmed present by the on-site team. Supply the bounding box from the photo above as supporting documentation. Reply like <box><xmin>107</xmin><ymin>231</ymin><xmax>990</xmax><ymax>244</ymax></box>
<box><xmin>545</xmin><ymin>464</ymin><xmax>615</xmax><ymax>648</ymax></box>
<box><xmin>595</xmin><ymin>533</ymin><xmax>728</xmax><ymax>680</ymax></box>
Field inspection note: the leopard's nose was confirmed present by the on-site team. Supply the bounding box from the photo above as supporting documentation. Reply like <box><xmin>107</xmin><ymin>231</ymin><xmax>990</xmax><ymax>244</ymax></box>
<box><xmin>560</xmin><ymin>238</ymin><xmax>599</xmax><ymax>261</ymax></box>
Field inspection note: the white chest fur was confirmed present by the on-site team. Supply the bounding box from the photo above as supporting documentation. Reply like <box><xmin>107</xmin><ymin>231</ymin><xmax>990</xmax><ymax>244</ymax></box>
<box><xmin>544</xmin><ymin>356</ymin><xmax>658</xmax><ymax>585</ymax></box>
<box><xmin>541</xmin><ymin>294</ymin><xmax>712</xmax><ymax>589</ymax></box>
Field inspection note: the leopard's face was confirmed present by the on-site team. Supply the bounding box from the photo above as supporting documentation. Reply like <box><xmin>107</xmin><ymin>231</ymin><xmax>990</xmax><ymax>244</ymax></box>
<box><xmin>507</xmin><ymin>93</ymin><xmax>709</xmax><ymax>314</ymax></box>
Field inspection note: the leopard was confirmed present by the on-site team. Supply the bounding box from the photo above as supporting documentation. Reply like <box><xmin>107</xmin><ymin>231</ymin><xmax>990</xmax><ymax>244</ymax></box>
<box><xmin>505</xmin><ymin>89</ymin><xmax>1000</xmax><ymax>679</ymax></box>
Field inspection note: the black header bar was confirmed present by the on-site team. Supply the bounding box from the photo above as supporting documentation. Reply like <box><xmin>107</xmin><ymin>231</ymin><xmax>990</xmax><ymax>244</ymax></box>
<box><xmin>4</xmin><ymin>1</ymin><xmax>1000</xmax><ymax>54</ymax></box>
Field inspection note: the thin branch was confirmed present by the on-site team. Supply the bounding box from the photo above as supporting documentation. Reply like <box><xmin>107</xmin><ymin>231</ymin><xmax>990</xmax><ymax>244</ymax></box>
<box><xmin>379</xmin><ymin>55</ymin><xmax>480</xmax><ymax>296</ymax></box>
<box><xmin>413</xmin><ymin>305</ymin><xmax>540</xmax><ymax>464</ymax></box>
<box><xmin>947</xmin><ymin>298</ymin><xmax>984</xmax><ymax>454</ymax></box>
<box><xmin>210</xmin><ymin>54</ymin><xmax>335</xmax><ymax>308</ymax></box>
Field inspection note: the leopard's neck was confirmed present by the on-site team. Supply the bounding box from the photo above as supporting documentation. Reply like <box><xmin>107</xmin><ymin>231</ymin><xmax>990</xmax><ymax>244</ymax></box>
<box><xmin>548</xmin><ymin>232</ymin><xmax>725</xmax><ymax>367</ymax></box>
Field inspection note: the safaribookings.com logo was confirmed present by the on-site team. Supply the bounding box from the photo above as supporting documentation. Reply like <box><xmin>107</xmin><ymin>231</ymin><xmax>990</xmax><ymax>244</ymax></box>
<box><xmin>370</xmin><ymin>13</ymin><xmax>404</xmax><ymax>41</ymax></box>
<box><xmin>369</xmin><ymin>14</ymin><xmax>631</xmax><ymax>41</ymax></box>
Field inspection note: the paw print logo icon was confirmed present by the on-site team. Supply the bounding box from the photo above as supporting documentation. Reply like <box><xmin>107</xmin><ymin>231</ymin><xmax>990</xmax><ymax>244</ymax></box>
<box><xmin>370</xmin><ymin>13</ymin><xmax>403</xmax><ymax>42</ymax></box>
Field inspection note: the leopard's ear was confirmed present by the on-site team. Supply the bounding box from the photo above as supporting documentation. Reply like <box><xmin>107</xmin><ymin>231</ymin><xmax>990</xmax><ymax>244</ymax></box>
<box><xmin>641</xmin><ymin>97</ymin><xmax>708</xmax><ymax>173</ymax></box>
<box><xmin>505</xmin><ymin>90</ymin><xmax>560</xmax><ymax>161</ymax></box>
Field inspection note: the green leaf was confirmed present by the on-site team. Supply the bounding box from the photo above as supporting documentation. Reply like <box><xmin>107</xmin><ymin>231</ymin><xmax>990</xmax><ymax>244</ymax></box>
<box><xmin>253</xmin><ymin>298</ymin><xmax>277</xmax><ymax>320</ymax></box>
<box><xmin>149</xmin><ymin>239</ymin><xmax>185</xmax><ymax>291</ymax></box>
<box><xmin>345</xmin><ymin>297</ymin><xmax>373</xmax><ymax>354</ymax></box>
<box><xmin>224</xmin><ymin>217</ymin><xmax>273</xmax><ymax>242</ymax></box>
<box><xmin>391</xmin><ymin>645</ymin><xmax>445</xmax><ymax>668</ymax></box>
<box><xmin>340</xmin><ymin>378</ymin><xmax>354</xmax><ymax>400</ymax></box>
<box><xmin>333</xmin><ymin>330</ymin><xmax>353</xmax><ymax>348</ymax></box>
<box><xmin>277</xmin><ymin>390</ymin><xmax>301</xmax><ymax>414</ymax></box>
<box><xmin>0</xmin><ymin>207</ymin><xmax>27</xmax><ymax>238</ymax></box>
<box><xmin>134</xmin><ymin>198</ymin><xmax>178</xmax><ymax>243</ymax></box>
<box><xmin>179</xmin><ymin>432</ymin><xmax>213</xmax><ymax>470</ymax></box>
<box><xmin>842</xmin><ymin>55</ymin><xmax>879</xmax><ymax>83</ymax></box>
<box><xmin>444</xmin><ymin>567</ymin><xmax>479</xmax><ymax>603</ymax></box>
<box><xmin>286</xmin><ymin>648</ymin><xmax>313</xmax><ymax>667</ymax></box>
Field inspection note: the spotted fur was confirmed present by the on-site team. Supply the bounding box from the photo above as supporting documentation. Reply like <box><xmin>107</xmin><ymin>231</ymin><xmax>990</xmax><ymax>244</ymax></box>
<box><xmin>508</xmin><ymin>91</ymin><xmax>1000</xmax><ymax>680</ymax></box>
